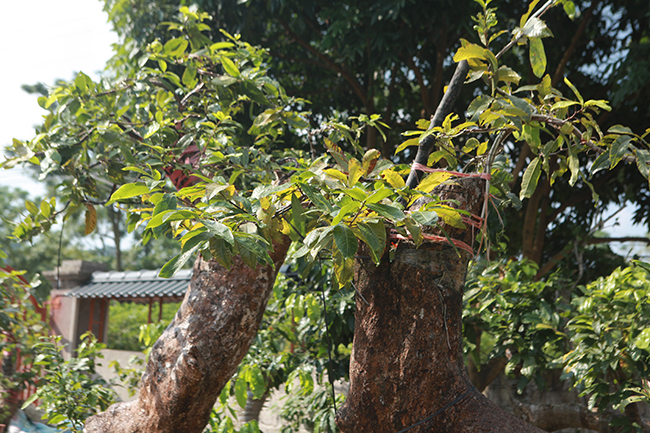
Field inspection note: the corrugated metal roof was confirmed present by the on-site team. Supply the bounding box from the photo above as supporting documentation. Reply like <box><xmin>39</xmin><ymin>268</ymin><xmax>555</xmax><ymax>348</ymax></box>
<box><xmin>68</xmin><ymin>269</ymin><xmax>192</xmax><ymax>300</ymax></box>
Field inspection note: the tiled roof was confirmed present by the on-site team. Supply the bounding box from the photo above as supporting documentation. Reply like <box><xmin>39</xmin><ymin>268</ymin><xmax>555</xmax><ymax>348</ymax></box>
<box><xmin>68</xmin><ymin>269</ymin><xmax>191</xmax><ymax>300</ymax></box>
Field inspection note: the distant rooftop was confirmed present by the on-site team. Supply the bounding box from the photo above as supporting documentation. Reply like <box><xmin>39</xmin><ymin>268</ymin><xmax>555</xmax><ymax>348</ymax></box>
<box><xmin>68</xmin><ymin>269</ymin><xmax>191</xmax><ymax>301</ymax></box>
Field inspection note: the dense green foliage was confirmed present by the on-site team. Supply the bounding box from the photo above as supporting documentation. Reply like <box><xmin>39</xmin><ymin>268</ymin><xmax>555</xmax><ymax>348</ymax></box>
<box><xmin>2</xmin><ymin>0</ymin><xmax>650</xmax><ymax>431</ymax></box>
<box><xmin>106</xmin><ymin>301</ymin><xmax>180</xmax><ymax>351</ymax></box>
<box><xmin>22</xmin><ymin>334</ymin><xmax>117</xmax><ymax>432</ymax></box>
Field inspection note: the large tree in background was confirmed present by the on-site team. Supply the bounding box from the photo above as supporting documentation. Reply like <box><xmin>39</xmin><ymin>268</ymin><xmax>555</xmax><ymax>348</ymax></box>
<box><xmin>2</xmin><ymin>1</ymin><xmax>650</xmax><ymax>432</ymax></box>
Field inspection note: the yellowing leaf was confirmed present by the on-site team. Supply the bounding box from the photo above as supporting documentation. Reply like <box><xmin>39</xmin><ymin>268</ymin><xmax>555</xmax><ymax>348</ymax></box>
<box><xmin>348</xmin><ymin>158</ymin><xmax>363</xmax><ymax>187</ymax></box>
<box><xmin>415</xmin><ymin>172</ymin><xmax>453</xmax><ymax>193</ymax></box>
<box><xmin>395</xmin><ymin>137</ymin><xmax>420</xmax><ymax>154</ymax></box>
<box><xmin>434</xmin><ymin>205</ymin><xmax>466</xmax><ymax>229</ymax></box>
<box><xmin>381</xmin><ymin>169</ymin><xmax>405</xmax><ymax>189</ymax></box>
<box><xmin>323</xmin><ymin>168</ymin><xmax>348</xmax><ymax>183</ymax></box>
<box><xmin>84</xmin><ymin>204</ymin><xmax>97</xmax><ymax>235</ymax></box>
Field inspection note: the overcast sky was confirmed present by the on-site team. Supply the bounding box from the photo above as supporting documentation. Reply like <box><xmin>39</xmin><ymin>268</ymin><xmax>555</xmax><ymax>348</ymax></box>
<box><xmin>0</xmin><ymin>0</ymin><xmax>118</xmax><ymax>196</ymax></box>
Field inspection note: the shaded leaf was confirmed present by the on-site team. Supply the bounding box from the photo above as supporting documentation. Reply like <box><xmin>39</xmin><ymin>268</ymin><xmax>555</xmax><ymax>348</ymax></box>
<box><xmin>333</xmin><ymin>224</ymin><xmax>358</xmax><ymax>259</ymax></box>
<box><xmin>520</xmin><ymin>157</ymin><xmax>542</xmax><ymax>200</ymax></box>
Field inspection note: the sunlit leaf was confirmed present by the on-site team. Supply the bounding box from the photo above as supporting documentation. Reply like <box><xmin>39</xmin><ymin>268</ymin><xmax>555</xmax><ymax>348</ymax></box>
<box><xmin>520</xmin><ymin>157</ymin><xmax>542</xmax><ymax>200</ymax></box>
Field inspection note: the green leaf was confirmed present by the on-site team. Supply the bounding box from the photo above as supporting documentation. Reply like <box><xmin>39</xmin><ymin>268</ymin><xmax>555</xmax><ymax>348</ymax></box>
<box><xmin>590</xmin><ymin>151</ymin><xmax>610</xmax><ymax>175</ymax></box>
<box><xmin>332</xmin><ymin>201</ymin><xmax>361</xmax><ymax>226</ymax></box>
<box><xmin>636</xmin><ymin>149</ymin><xmax>650</xmax><ymax>179</ymax></box>
<box><xmin>608</xmin><ymin>125</ymin><xmax>634</xmax><ymax>135</ymax></box>
<box><xmin>164</xmin><ymin>37</ymin><xmax>189</xmax><ymax>56</ymax></box>
<box><xmin>551</xmin><ymin>100</ymin><xmax>581</xmax><ymax>111</ymax></box>
<box><xmin>609</xmin><ymin>135</ymin><xmax>632</xmax><ymax>169</ymax></box>
<box><xmin>522</xmin><ymin>17</ymin><xmax>553</xmax><ymax>38</ymax></box>
<box><xmin>235</xmin><ymin>375</ymin><xmax>248</xmax><ymax>409</ymax></box>
<box><xmin>235</xmin><ymin>232</ymin><xmax>272</xmax><ymax>269</ymax></box>
<box><xmin>520</xmin><ymin>157</ymin><xmax>542</xmax><ymax>200</ymax></box>
<box><xmin>202</xmin><ymin>219</ymin><xmax>234</xmax><ymax>245</ymax></box>
<box><xmin>182</xmin><ymin>66</ymin><xmax>197</xmax><ymax>87</ymax></box>
<box><xmin>209</xmin><ymin>237</ymin><xmax>233</xmax><ymax>269</ymax></box>
<box><xmin>299</xmin><ymin>183</ymin><xmax>334</xmax><ymax>213</ymax></box>
<box><xmin>366</xmin><ymin>187</ymin><xmax>393</xmax><ymax>204</ymax></box>
<box><xmin>21</xmin><ymin>393</ymin><xmax>39</xmax><ymax>409</ymax></box>
<box><xmin>634</xmin><ymin>328</ymin><xmax>650</xmax><ymax>350</ymax></box>
<box><xmin>160</xmin><ymin>243</ymin><xmax>201</xmax><ymax>278</ymax></box>
<box><xmin>109</xmin><ymin>183</ymin><xmax>152</xmax><ymax>202</ymax></box>
<box><xmin>562</xmin><ymin>0</ymin><xmax>576</xmax><ymax>19</ymax></box>
<box><xmin>367</xmin><ymin>203</ymin><xmax>405</xmax><ymax>221</ymax></box>
<box><xmin>563</xmin><ymin>77</ymin><xmax>583</xmax><ymax>104</ymax></box>
<box><xmin>212</xmin><ymin>75</ymin><xmax>238</xmax><ymax>86</ymax></box>
<box><xmin>246</xmin><ymin>365</ymin><xmax>267</xmax><ymax>399</ymax></box>
<box><xmin>291</xmin><ymin>193</ymin><xmax>305</xmax><ymax>236</ymax></box>
<box><xmin>221</xmin><ymin>55</ymin><xmax>240</xmax><ymax>77</ymax></box>
<box><xmin>333</xmin><ymin>224</ymin><xmax>358</xmax><ymax>259</ymax></box>
<box><xmin>584</xmin><ymin>100</ymin><xmax>611</xmax><ymax>111</ymax></box>
<box><xmin>405</xmin><ymin>218</ymin><xmax>423</xmax><ymax>247</ymax></box>
<box><xmin>529</xmin><ymin>37</ymin><xmax>547</xmax><ymax>78</ymax></box>
<box><xmin>520</xmin><ymin>0</ymin><xmax>542</xmax><ymax>28</ymax></box>
<box><xmin>411</xmin><ymin>211</ymin><xmax>439</xmax><ymax>226</ymax></box>
<box><xmin>496</xmin><ymin>66</ymin><xmax>522</xmax><ymax>85</ymax></box>
<box><xmin>433</xmin><ymin>206</ymin><xmax>466</xmax><ymax>229</ymax></box>
<box><xmin>356</xmin><ymin>221</ymin><xmax>386</xmax><ymax>263</ymax></box>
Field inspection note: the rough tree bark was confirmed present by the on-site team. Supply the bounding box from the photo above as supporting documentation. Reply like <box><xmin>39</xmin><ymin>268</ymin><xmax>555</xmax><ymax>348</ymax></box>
<box><xmin>84</xmin><ymin>236</ymin><xmax>290</xmax><ymax>433</ymax></box>
<box><xmin>336</xmin><ymin>178</ymin><xmax>546</xmax><ymax>432</ymax></box>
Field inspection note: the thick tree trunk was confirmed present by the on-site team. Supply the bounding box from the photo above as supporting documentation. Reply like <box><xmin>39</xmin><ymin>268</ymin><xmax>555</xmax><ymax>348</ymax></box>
<box><xmin>84</xmin><ymin>236</ymin><xmax>290</xmax><ymax>433</ymax></box>
<box><xmin>336</xmin><ymin>178</ymin><xmax>545</xmax><ymax>432</ymax></box>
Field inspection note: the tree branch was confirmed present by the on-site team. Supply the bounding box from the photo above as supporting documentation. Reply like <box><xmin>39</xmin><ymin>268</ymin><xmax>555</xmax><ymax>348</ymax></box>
<box><xmin>405</xmin><ymin>60</ymin><xmax>470</xmax><ymax>189</ymax></box>
<box><xmin>530</xmin><ymin>114</ymin><xmax>636</xmax><ymax>164</ymax></box>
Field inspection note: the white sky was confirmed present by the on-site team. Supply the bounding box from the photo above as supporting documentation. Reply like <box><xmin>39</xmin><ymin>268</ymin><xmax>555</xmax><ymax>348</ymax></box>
<box><xmin>0</xmin><ymin>1</ymin><xmax>645</xmax><ymax>251</ymax></box>
<box><xmin>0</xmin><ymin>0</ymin><xmax>118</xmax><ymax>197</ymax></box>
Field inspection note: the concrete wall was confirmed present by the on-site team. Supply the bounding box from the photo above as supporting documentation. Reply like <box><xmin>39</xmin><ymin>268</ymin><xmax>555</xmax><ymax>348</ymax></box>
<box><xmin>97</xmin><ymin>349</ymin><xmax>145</xmax><ymax>403</ymax></box>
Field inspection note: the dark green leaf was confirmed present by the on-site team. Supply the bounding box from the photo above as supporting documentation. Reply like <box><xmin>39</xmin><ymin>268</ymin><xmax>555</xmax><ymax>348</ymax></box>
<box><xmin>333</xmin><ymin>224</ymin><xmax>358</xmax><ymax>259</ymax></box>
<box><xmin>366</xmin><ymin>203</ymin><xmax>405</xmax><ymax>221</ymax></box>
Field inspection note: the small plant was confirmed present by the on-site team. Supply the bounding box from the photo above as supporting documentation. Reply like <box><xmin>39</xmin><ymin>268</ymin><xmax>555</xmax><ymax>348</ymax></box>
<box><xmin>22</xmin><ymin>333</ymin><xmax>117</xmax><ymax>432</ymax></box>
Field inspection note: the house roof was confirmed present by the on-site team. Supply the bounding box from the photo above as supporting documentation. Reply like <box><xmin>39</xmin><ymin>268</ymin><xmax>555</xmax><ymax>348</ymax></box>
<box><xmin>67</xmin><ymin>269</ymin><xmax>191</xmax><ymax>301</ymax></box>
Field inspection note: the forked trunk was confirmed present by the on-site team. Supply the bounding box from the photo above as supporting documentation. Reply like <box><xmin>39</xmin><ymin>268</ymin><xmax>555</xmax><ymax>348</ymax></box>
<box><xmin>336</xmin><ymin>178</ymin><xmax>545</xmax><ymax>432</ymax></box>
<box><xmin>84</xmin><ymin>237</ymin><xmax>290</xmax><ymax>433</ymax></box>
